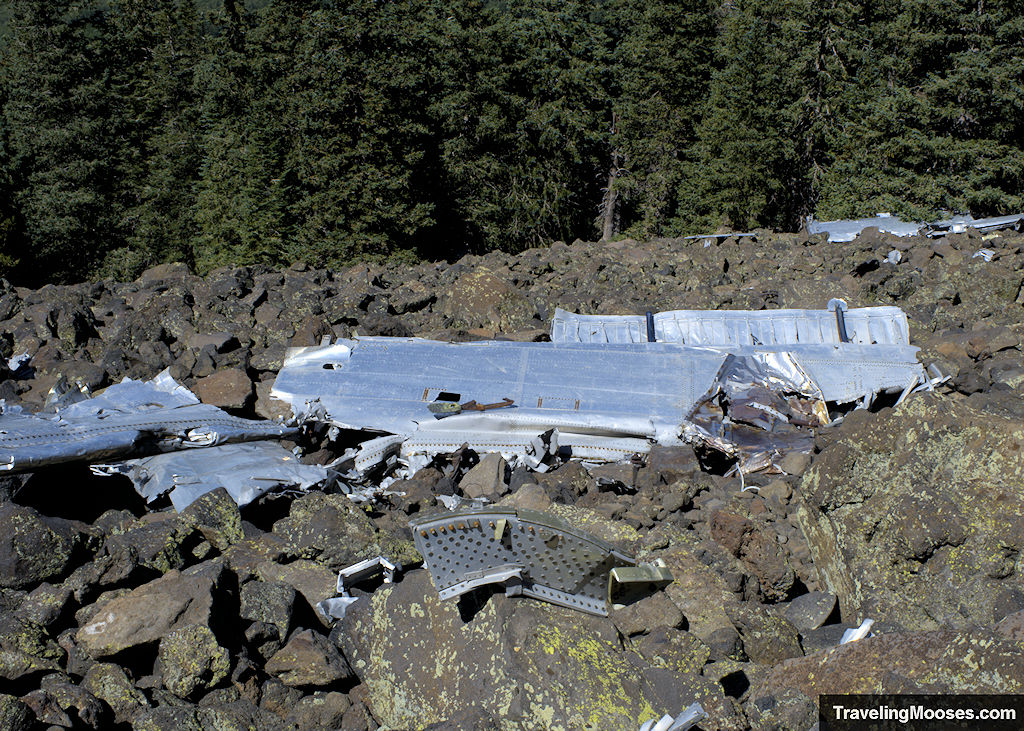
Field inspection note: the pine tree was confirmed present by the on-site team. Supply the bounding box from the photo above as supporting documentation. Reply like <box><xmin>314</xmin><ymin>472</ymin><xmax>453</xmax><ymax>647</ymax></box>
<box><xmin>2</xmin><ymin>1</ymin><xmax>128</xmax><ymax>282</ymax></box>
<box><xmin>605</xmin><ymin>0</ymin><xmax>717</xmax><ymax>240</ymax></box>
<box><xmin>434</xmin><ymin>0</ymin><xmax>614</xmax><ymax>253</ymax></box>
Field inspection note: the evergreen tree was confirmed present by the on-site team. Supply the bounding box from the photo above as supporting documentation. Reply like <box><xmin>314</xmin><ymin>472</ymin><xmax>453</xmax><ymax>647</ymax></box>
<box><xmin>107</xmin><ymin>0</ymin><xmax>204</xmax><ymax>278</ymax></box>
<box><xmin>605</xmin><ymin>0</ymin><xmax>716</xmax><ymax>240</ymax></box>
<box><xmin>679</xmin><ymin>0</ymin><xmax>813</xmax><ymax>232</ymax></box>
<box><xmin>434</xmin><ymin>0</ymin><xmax>614</xmax><ymax>253</ymax></box>
<box><xmin>190</xmin><ymin>0</ymin><xmax>293</xmax><ymax>272</ymax></box>
<box><xmin>2</xmin><ymin>1</ymin><xmax>128</xmax><ymax>282</ymax></box>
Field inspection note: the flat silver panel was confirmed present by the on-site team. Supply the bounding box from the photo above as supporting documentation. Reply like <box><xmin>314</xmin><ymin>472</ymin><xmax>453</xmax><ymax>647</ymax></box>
<box><xmin>551</xmin><ymin>306</ymin><xmax>911</xmax><ymax>346</ymax></box>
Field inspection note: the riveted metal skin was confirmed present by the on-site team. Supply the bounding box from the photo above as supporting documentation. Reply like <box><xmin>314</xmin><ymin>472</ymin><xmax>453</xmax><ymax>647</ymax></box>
<box><xmin>411</xmin><ymin>507</ymin><xmax>636</xmax><ymax>616</ymax></box>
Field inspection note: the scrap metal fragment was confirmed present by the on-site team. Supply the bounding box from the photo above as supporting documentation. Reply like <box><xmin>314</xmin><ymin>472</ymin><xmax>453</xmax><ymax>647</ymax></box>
<box><xmin>0</xmin><ymin>370</ymin><xmax>295</xmax><ymax>472</ymax></box>
<box><xmin>92</xmin><ymin>441</ymin><xmax>329</xmax><ymax>511</ymax></box>
<box><xmin>639</xmin><ymin>702</ymin><xmax>708</xmax><ymax>731</ymax></box>
<box><xmin>316</xmin><ymin>556</ymin><xmax>401</xmax><ymax>622</ymax></box>
<box><xmin>412</xmin><ymin>507</ymin><xmax>668</xmax><ymax>616</ymax></box>
<box><xmin>840</xmin><ymin>618</ymin><xmax>874</xmax><ymax>644</ymax></box>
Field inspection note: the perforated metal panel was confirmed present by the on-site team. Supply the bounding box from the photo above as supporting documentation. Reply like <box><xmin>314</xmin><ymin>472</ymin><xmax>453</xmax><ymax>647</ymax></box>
<box><xmin>411</xmin><ymin>507</ymin><xmax>636</xmax><ymax>616</ymax></box>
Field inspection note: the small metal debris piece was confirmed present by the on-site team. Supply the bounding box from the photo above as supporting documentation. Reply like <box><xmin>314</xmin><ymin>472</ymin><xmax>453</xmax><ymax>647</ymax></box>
<box><xmin>92</xmin><ymin>441</ymin><xmax>330</xmax><ymax>511</ymax></box>
<box><xmin>315</xmin><ymin>556</ymin><xmax>400</xmax><ymax>622</ymax></box>
<box><xmin>639</xmin><ymin>702</ymin><xmax>708</xmax><ymax>731</ymax></box>
<box><xmin>411</xmin><ymin>507</ymin><xmax>669</xmax><ymax>616</ymax></box>
<box><xmin>972</xmin><ymin>248</ymin><xmax>996</xmax><ymax>262</ymax></box>
<box><xmin>840</xmin><ymin>618</ymin><xmax>874</xmax><ymax>644</ymax></box>
<box><xmin>0</xmin><ymin>369</ymin><xmax>295</xmax><ymax>473</ymax></box>
<box><xmin>885</xmin><ymin>249</ymin><xmax>903</xmax><ymax>265</ymax></box>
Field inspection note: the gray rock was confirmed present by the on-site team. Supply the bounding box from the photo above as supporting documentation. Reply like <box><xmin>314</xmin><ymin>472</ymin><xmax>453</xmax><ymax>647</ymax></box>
<box><xmin>178</xmin><ymin>488</ymin><xmax>244</xmax><ymax>551</ymax></box>
<box><xmin>0</xmin><ymin>503</ymin><xmax>91</xmax><ymax>589</ymax></box>
<box><xmin>285</xmin><ymin>690</ymin><xmax>351</xmax><ymax>730</ymax></box>
<box><xmin>0</xmin><ymin>611</ymin><xmax>63</xmax><ymax>681</ymax></box>
<box><xmin>459</xmin><ymin>454</ymin><xmax>507</xmax><ymax>500</ymax></box>
<box><xmin>336</xmin><ymin>569</ymin><xmax>744</xmax><ymax>729</ymax></box>
<box><xmin>797</xmin><ymin>624</ymin><xmax>850</xmax><ymax>655</ymax></box>
<box><xmin>797</xmin><ymin>393</ymin><xmax>1024</xmax><ymax>630</ymax></box>
<box><xmin>240</xmin><ymin>580</ymin><xmax>295</xmax><ymax>646</ymax></box>
<box><xmin>76</xmin><ymin>562</ymin><xmax>226</xmax><ymax>658</ymax></box>
<box><xmin>611</xmin><ymin>593</ymin><xmax>685</xmax><ymax>637</ymax></box>
<box><xmin>265</xmin><ymin>628</ymin><xmax>354</xmax><ymax>687</ymax></box>
<box><xmin>82</xmin><ymin>663</ymin><xmax>150</xmax><ymax>723</ymax></box>
<box><xmin>752</xmin><ymin>630</ymin><xmax>1024</xmax><ymax>697</ymax></box>
<box><xmin>272</xmin><ymin>492</ymin><xmax>417</xmax><ymax>572</ymax></box>
<box><xmin>159</xmin><ymin>625</ymin><xmax>231</xmax><ymax>699</ymax></box>
<box><xmin>131</xmin><ymin>706</ymin><xmax>203</xmax><ymax>731</ymax></box>
<box><xmin>783</xmin><ymin>591</ymin><xmax>837</xmax><ymax>633</ymax></box>
<box><xmin>16</xmin><ymin>582</ymin><xmax>73</xmax><ymax>627</ymax></box>
<box><xmin>0</xmin><ymin>693</ymin><xmax>33</xmax><ymax>731</ymax></box>
<box><xmin>634</xmin><ymin>627</ymin><xmax>711</xmax><ymax>675</ymax></box>
<box><xmin>725</xmin><ymin>604</ymin><xmax>802</xmax><ymax>664</ymax></box>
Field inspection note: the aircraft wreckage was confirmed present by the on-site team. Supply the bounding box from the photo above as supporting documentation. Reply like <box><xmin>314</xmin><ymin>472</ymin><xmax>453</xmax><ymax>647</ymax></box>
<box><xmin>271</xmin><ymin>300</ymin><xmax>934</xmax><ymax>477</ymax></box>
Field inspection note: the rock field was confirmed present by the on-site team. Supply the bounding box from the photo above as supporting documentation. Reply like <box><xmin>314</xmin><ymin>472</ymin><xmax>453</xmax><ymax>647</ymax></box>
<box><xmin>1</xmin><ymin>227</ymin><xmax>1023</xmax><ymax>730</ymax></box>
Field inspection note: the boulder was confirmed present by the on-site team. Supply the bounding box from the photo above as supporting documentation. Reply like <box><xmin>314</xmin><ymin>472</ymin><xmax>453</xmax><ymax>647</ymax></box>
<box><xmin>272</xmin><ymin>492</ymin><xmax>418</xmax><ymax>571</ymax></box>
<box><xmin>0</xmin><ymin>504</ymin><xmax>91</xmax><ymax>589</ymax></box>
<box><xmin>724</xmin><ymin>604</ymin><xmax>802</xmax><ymax>665</ymax></box>
<box><xmin>750</xmin><ymin>630</ymin><xmax>1024</xmax><ymax>698</ymax></box>
<box><xmin>265</xmin><ymin>629</ymin><xmax>353</xmax><ymax>687</ymax></box>
<box><xmin>76</xmin><ymin>562</ymin><xmax>226</xmax><ymax>658</ymax></box>
<box><xmin>81</xmin><ymin>663</ymin><xmax>150</xmax><ymax>723</ymax></box>
<box><xmin>796</xmin><ymin>394</ymin><xmax>1024</xmax><ymax>630</ymax></box>
<box><xmin>337</xmin><ymin>569</ymin><xmax>747</xmax><ymax>730</ymax></box>
<box><xmin>178</xmin><ymin>488</ymin><xmax>244</xmax><ymax>551</ymax></box>
<box><xmin>459</xmin><ymin>454</ymin><xmax>507</xmax><ymax>500</ymax></box>
<box><xmin>439</xmin><ymin>266</ymin><xmax>534</xmax><ymax>332</ymax></box>
<box><xmin>0</xmin><ymin>612</ymin><xmax>63</xmax><ymax>681</ymax></box>
<box><xmin>190</xmin><ymin>368</ymin><xmax>253</xmax><ymax>410</ymax></box>
<box><xmin>710</xmin><ymin>510</ymin><xmax>796</xmax><ymax>603</ymax></box>
<box><xmin>783</xmin><ymin>592</ymin><xmax>837</xmax><ymax>634</ymax></box>
<box><xmin>158</xmin><ymin>625</ymin><xmax>230</xmax><ymax>699</ymax></box>
<box><xmin>0</xmin><ymin>693</ymin><xmax>33</xmax><ymax>731</ymax></box>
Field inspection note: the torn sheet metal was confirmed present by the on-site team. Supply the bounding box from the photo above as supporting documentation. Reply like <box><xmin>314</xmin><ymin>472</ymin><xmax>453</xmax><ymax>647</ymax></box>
<box><xmin>272</xmin><ymin>338</ymin><xmax>727</xmax><ymax>443</ymax></box>
<box><xmin>808</xmin><ymin>211</ymin><xmax>1023</xmax><ymax>242</ymax></box>
<box><xmin>550</xmin><ymin>304</ymin><xmax>911</xmax><ymax>346</ymax></box>
<box><xmin>807</xmin><ymin>213</ymin><xmax>923</xmax><ymax>242</ymax></box>
<box><xmin>639</xmin><ymin>703</ymin><xmax>708</xmax><ymax>731</ymax></box>
<box><xmin>411</xmin><ymin>507</ymin><xmax>667</xmax><ymax>616</ymax></box>
<box><xmin>274</xmin><ymin>336</ymin><xmax>925</xmax><ymax>477</ymax></box>
<box><xmin>92</xmin><ymin>441</ymin><xmax>329</xmax><ymax>511</ymax></box>
<box><xmin>0</xmin><ymin>370</ymin><xmax>295</xmax><ymax>472</ymax></box>
<box><xmin>316</xmin><ymin>555</ymin><xmax>400</xmax><ymax>622</ymax></box>
<box><xmin>686</xmin><ymin>353</ymin><xmax>828</xmax><ymax>474</ymax></box>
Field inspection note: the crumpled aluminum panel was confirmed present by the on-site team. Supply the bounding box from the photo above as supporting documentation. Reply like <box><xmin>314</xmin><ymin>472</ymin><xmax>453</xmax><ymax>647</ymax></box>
<box><xmin>0</xmin><ymin>370</ymin><xmax>295</xmax><ymax>473</ymax></box>
<box><xmin>808</xmin><ymin>211</ymin><xmax>1023</xmax><ymax>242</ymax></box>
<box><xmin>806</xmin><ymin>213</ymin><xmax>923</xmax><ymax>242</ymax></box>
<box><xmin>93</xmin><ymin>441</ymin><xmax>329</xmax><ymax>511</ymax></box>
<box><xmin>550</xmin><ymin>306</ymin><xmax>911</xmax><ymax>346</ymax></box>
<box><xmin>411</xmin><ymin>507</ymin><xmax>635</xmax><ymax>616</ymax></box>
<box><xmin>272</xmin><ymin>338</ymin><xmax>727</xmax><ymax>443</ymax></box>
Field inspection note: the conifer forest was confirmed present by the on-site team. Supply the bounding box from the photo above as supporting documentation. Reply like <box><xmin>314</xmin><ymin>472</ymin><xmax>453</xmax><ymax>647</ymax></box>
<box><xmin>0</xmin><ymin>0</ymin><xmax>1022</xmax><ymax>284</ymax></box>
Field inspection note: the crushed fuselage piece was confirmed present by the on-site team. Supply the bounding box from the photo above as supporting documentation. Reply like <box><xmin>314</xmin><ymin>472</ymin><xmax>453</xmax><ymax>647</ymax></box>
<box><xmin>411</xmin><ymin>507</ymin><xmax>668</xmax><ymax>616</ymax></box>
<box><xmin>0</xmin><ymin>369</ymin><xmax>295</xmax><ymax>472</ymax></box>
<box><xmin>92</xmin><ymin>441</ymin><xmax>329</xmax><ymax>511</ymax></box>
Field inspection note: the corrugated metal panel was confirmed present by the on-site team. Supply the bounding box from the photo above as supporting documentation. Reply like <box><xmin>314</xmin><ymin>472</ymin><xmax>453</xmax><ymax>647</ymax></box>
<box><xmin>551</xmin><ymin>306</ymin><xmax>911</xmax><ymax>347</ymax></box>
